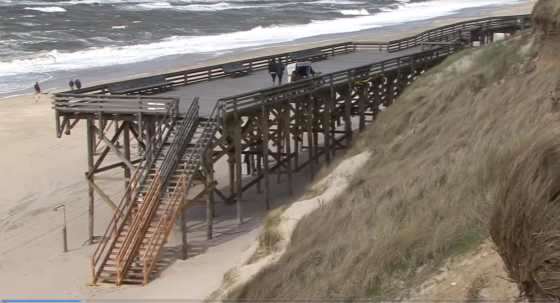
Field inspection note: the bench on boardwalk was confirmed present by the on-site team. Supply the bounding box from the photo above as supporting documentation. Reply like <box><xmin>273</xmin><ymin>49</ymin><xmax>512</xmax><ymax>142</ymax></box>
<box><xmin>352</xmin><ymin>66</ymin><xmax>371</xmax><ymax>80</ymax></box>
<box><xmin>108</xmin><ymin>75</ymin><xmax>172</xmax><ymax>95</ymax></box>
<box><xmin>222</xmin><ymin>62</ymin><xmax>251</xmax><ymax>78</ymax></box>
<box><xmin>289</xmin><ymin>49</ymin><xmax>328</xmax><ymax>62</ymax></box>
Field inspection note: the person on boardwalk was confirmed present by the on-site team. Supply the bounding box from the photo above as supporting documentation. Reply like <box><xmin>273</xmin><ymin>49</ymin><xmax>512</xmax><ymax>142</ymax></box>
<box><xmin>274</xmin><ymin>60</ymin><xmax>285</xmax><ymax>85</ymax></box>
<box><xmin>33</xmin><ymin>82</ymin><xmax>41</xmax><ymax>103</ymax></box>
<box><xmin>268</xmin><ymin>59</ymin><xmax>278</xmax><ymax>85</ymax></box>
<box><xmin>69</xmin><ymin>79</ymin><xmax>75</xmax><ymax>90</ymax></box>
<box><xmin>75</xmin><ymin>79</ymin><xmax>82</xmax><ymax>90</ymax></box>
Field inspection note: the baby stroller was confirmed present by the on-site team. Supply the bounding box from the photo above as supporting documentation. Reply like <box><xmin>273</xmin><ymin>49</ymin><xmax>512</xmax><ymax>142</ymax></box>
<box><xmin>290</xmin><ymin>61</ymin><xmax>319</xmax><ymax>82</ymax></box>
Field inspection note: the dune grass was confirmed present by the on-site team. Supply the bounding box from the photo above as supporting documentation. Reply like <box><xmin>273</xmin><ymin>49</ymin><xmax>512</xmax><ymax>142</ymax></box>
<box><xmin>226</xmin><ymin>29</ymin><xmax>560</xmax><ymax>300</ymax></box>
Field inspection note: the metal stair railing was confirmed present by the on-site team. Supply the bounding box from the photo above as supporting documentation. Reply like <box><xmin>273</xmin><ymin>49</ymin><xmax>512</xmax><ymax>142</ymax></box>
<box><xmin>90</xmin><ymin>100</ymin><xmax>178</xmax><ymax>285</ymax></box>
<box><xmin>114</xmin><ymin>98</ymin><xmax>200</xmax><ymax>285</ymax></box>
<box><xmin>141</xmin><ymin>101</ymin><xmax>221</xmax><ymax>284</ymax></box>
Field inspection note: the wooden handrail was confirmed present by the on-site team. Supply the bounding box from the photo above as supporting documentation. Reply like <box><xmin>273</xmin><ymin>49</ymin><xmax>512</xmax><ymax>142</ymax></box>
<box><xmin>53</xmin><ymin>14</ymin><xmax>529</xmax><ymax>101</ymax></box>
<box><xmin>142</xmin><ymin>175</ymin><xmax>187</xmax><ymax>284</ymax></box>
<box><xmin>55</xmin><ymin>42</ymin><xmax>354</xmax><ymax>96</ymax></box>
<box><xmin>91</xmin><ymin>164</ymin><xmax>143</xmax><ymax>283</ymax></box>
<box><xmin>113</xmin><ymin>98</ymin><xmax>200</xmax><ymax>284</ymax></box>
<box><xmin>141</xmin><ymin>100</ymin><xmax>220</xmax><ymax>284</ymax></box>
<box><xmin>53</xmin><ymin>95</ymin><xmax>179</xmax><ymax>116</ymax></box>
<box><xmin>219</xmin><ymin>47</ymin><xmax>451</xmax><ymax>112</ymax></box>
<box><xmin>116</xmin><ymin>175</ymin><xmax>163</xmax><ymax>285</ymax></box>
<box><xmin>91</xmin><ymin>97</ymin><xmax>180</xmax><ymax>284</ymax></box>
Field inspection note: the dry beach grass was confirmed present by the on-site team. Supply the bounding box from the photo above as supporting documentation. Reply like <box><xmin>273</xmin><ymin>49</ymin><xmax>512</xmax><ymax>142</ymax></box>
<box><xmin>229</xmin><ymin>11</ymin><xmax>560</xmax><ymax>299</ymax></box>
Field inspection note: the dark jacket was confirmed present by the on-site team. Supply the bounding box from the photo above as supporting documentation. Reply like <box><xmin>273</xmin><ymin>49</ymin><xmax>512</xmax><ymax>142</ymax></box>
<box><xmin>273</xmin><ymin>62</ymin><xmax>285</xmax><ymax>74</ymax></box>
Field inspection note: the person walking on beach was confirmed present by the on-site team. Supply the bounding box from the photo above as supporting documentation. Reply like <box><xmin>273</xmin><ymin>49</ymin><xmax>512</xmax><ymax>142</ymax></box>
<box><xmin>75</xmin><ymin>79</ymin><xmax>82</xmax><ymax>90</ymax></box>
<box><xmin>34</xmin><ymin>81</ymin><xmax>41</xmax><ymax>94</ymax></box>
<box><xmin>268</xmin><ymin>59</ymin><xmax>278</xmax><ymax>85</ymax></box>
<box><xmin>33</xmin><ymin>81</ymin><xmax>41</xmax><ymax>103</ymax></box>
<box><xmin>69</xmin><ymin>79</ymin><xmax>75</xmax><ymax>90</ymax></box>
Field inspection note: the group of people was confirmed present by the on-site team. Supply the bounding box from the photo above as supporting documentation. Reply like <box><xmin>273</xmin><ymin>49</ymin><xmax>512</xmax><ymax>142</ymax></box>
<box><xmin>267</xmin><ymin>58</ymin><xmax>317</xmax><ymax>86</ymax></box>
<box><xmin>33</xmin><ymin>78</ymin><xmax>84</xmax><ymax>94</ymax></box>
<box><xmin>68</xmin><ymin>79</ymin><xmax>82</xmax><ymax>90</ymax></box>
<box><xmin>32</xmin><ymin>78</ymin><xmax>84</xmax><ymax>103</ymax></box>
<box><xmin>268</xmin><ymin>59</ymin><xmax>286</xmax><ymax>85</ymax></box>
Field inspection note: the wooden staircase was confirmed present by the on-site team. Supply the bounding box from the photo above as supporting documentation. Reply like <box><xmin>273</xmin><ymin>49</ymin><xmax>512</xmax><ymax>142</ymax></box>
<box><xmin>91</xmin><ymin>98</ymin><xmax>220</xmax><ymax>285</ymax></box>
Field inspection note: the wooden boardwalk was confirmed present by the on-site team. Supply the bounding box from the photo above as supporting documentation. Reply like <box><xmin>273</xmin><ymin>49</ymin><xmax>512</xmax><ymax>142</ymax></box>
<box><xmin>51</xmin><ymin>14</ymin><xmax>531</xmax><ymax>285</ymax></box>
<box><xmin>159</xmin><ymin>47</ymin><xmax>424</xmax><ymax>115</ymax></box>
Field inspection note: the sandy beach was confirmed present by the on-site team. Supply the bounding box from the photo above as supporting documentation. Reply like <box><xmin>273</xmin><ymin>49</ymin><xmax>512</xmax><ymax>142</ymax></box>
<box><xmin>0</xmin><ymin>2</ymin><xmax>535</xmax><ymax>300</ymax></box>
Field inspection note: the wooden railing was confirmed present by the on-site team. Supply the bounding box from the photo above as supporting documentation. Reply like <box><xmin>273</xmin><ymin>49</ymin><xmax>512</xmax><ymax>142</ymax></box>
<box><xmin>381</xmin><ymin>14</ymin><xmax>531</xmax><ymax>53</ymax></box>
<box><xmin>114</xmin><ymin>98</ymin><xmax>200</xmax><ymax>285</ymax></box>
<box><xmin>220</xmin><ymin>46</ymin><xmax>452</xmax><ymax>113</ymax></box>
<box><xmin>141</xmin><ymin>100</ymin><xmax>221</xmax><ymax>284</ymax></box>
<box><xmin>115</xmin><ymin>174</ymin><xmax>163</xmax><ymax>285</ymax></box>
<box><xmin>60</xmin><ymin>14</ymin><xmax>529</xmax><ymax>100</ymax></box>
<box><xmin>141</xmin><ymin>173</ymin><xmax>187</xmax><ymax>284</ymax></box>
<box><xmin>90</xmin><ymin>161</ymin><xmax>146</xmax><ymax>284</ymax></box>
<box><xmin>53</xmin><ymin>94</ymin><xmax>179</xmax><ymax>114</ymax></box>
<box><xmin>90</xmin><ymin>98</ymin><xmax>180</xmax><ymax>285</ymax></box>
<box><xmin>61</xmin><ymin>43</ymin><xmax>354</xmax><ymax>96</ymax></box>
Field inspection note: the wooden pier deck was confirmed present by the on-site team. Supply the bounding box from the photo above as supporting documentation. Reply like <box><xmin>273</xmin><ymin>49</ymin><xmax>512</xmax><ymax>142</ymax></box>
<box><xmin>159</xmin><ymin>47</ymin><xmax>424</xmax><ymax>115</ymax></box>
<box><xmin>51</xmin><ymin>14</ymin><xmax>531</xmax><ymax>286</ymax></box>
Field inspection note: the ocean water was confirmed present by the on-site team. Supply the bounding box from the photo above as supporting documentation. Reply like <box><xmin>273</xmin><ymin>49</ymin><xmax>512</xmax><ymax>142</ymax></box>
<box><xmin>0</xmin><ymin>0</ymin><xmax>524</xmax><ymax>95</ymax></box>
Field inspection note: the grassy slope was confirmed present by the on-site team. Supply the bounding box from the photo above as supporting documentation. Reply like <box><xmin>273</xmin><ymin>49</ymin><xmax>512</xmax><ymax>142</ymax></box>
<box><xmin>229</xmin><ymin>31</ymin><xmax>560</xmax><ymax>300</ymax></box>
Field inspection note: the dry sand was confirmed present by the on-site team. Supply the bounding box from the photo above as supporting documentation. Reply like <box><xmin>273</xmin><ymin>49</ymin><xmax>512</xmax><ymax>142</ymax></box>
<box><xmin>410</xmin><ymin>241</ymin><xmax>519</xmax><ymax>301</ymax></box>
<box><xmin>0</xmin><ymin>3</ymin><xmax>535</xmax><ymax>300</ymax></box>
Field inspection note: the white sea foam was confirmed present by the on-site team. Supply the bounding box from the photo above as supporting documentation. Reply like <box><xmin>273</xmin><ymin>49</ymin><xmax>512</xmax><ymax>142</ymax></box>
<box><xmin>128</xmin><ymin>1</ymin><xmax>285</xmax><ymax>12</ymax></box>
<box><xmin>23</xmin><ymin>6</ymin><xmax>66</xmax><ymax>13</ymax></box>
<box><xmin>340</xmin><ymin>9</ymin><xmax>370</xmax><ymax>16</ymax></box>
<box><xmin>2</xmin><ymin>0</ymin><xmax>523</xmax><ymax>87</ymax></box>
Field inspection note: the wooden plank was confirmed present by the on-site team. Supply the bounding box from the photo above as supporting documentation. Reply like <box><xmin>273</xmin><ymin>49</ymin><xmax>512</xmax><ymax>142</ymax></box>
<box><xmin>94</xmin><ymin>125</ymin><xmax>135</xmax><ymax>172</ymax></box>
<box><xmin>262</xmin><ymin>103</ymin><xmax>270</xmax><ymax>210</ymax></box>
<box><xmin>86</xmin><ymin>119</ymin><xmax>95</xmax><ymax>245</ymax></box>
<box><xmin>89</xmin><ymin>180</ymin><xmax>118</xmax><ymax>211</ymax></box>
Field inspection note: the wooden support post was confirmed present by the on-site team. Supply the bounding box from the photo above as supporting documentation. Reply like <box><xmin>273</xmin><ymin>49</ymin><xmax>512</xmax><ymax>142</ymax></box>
<box><xmin>276</xmin><ymin>108</ymin><xmax>283</xmax><ymax>185</ymax></box>
<box><xmin>206</xmin><ymin>153</ymin><xmax>215</xmax><ymax>240</ymax></box>
<box><xmin>86</xmin><ymin>119</ymin><xmax>95</xmax><ymax>245</ymax></box>
<box><xmin>261</xmin><ymin>106</ymin><xmax>271</xmax><ymax>210</ymax></box>
<box><xmin>114</xmin><ymin>119</ymin><xmax>121</xmax><ymax>148</ymax></box>
<box><xmin>284</xmin><ymin>104</ymin><xmax>293</xmax><ymax>196</ymax></box>
<box><xmin>322</xmin><ymin>95</ymin><xmax>331</xmax><ymax>164</ymax></box>
<box><xmin>306</xmin><ymin>97</ymin><xmax>315</xmax><ymax>178</ymax></box>
<box><xmin>256</xmin><ymin>150</ymin><xmax>262</xmax><ymax>194</ymax></box>
<box><xmin>386</xmin><ymin>76</ymin><xmax>394</xmax><ymax>106</ymax></box>
<box><xmin>345</xmin><ymin>77</ymin><xmax>353</xmax><ymax>145</ymax></box>
<box><xmin>312</xmin><ymin>98</ymin><xmax>319</xmax><ymax>167</ymax></box>
<box><xmin>123</xmin><ymin>121</ymin><xmax>131</xmax><ymax>191</ymax></box>
<box><xmin>145</xmin><ymin>118</ymin><xmax>155</xmax><ymax>164</ymax></box>
<box><xmin>359</xmin><ymin>85</ymin><xmax>367</xmax><ymax>132</ymax></box>
<box><xmin>89</xmin><ymin>180</ymin><xmax>118</xmax><ymax>211</ymax></box>
<box><xmin>137</xmin><ymin>113</ymin><xmax>144</xmax><ymax>157</ymax></box>
<box><xmin>180</xmin><ymin>204</ymin><xmax>188</xmax><ymax>260</ymax></box>
<box><xmin>228</xmin><ymin>154</ymin><xmax>235</xmax><ymax>198</ymax></box>
<box><xmin>234</xmin><ymin>116</ymin><xmax>243</xmax><ymax>225</ymax></box>
<box><xmin>329</xmin><ymin>78</ymin><xmax>337</xmax><ymax>159</ymax></box>
<box><xmin>293</xmin><ymin>102</ymin><xmax>300</xmax><ymax>169</ymax></box>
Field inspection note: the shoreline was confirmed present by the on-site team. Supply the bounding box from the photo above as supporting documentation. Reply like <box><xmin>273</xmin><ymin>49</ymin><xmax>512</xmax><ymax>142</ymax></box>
<box><xmin>0</xmin><ymin>3</ymin><xmax>535</xmax><ymax>299</ymax></box>
<box><xmin>0</xmin><ymin>1</ymin><xmax>534</xmax><ymax>99</ymax></box>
